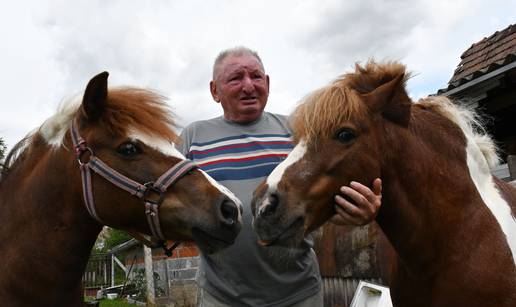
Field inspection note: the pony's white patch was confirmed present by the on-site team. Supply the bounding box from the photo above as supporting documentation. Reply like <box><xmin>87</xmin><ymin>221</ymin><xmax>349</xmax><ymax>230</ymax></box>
<box><xmin>130</xmin><ymin>128</ymin><xmax>242</xmax><ymax>221</ymax></box>
<box><xmin>259</xmin><ymin>140</ymin><xmax>307</xmax><ymax>213</ymax></box>
<box><xmin>266</xmin><ymin>140</ymin><xmax>307</xmax><ymax>190</ymax></box>
<box><xmin>466</xmin><ymin>138</ymin><xmax>516</xmax><ymax>264</ymax></box>
<box><xmin>432</xmin><ymin>97</ymin><xmax>516</xmax><ymax>264</ymax></box>
<box><xmin>199</xmin><ymin>169</ymin><xmax>243</xmax><ymax>222</ymax></box>
<box><xmin>128</xmin><ymin>129</ymin><xmax>184</xmax><ymax>159</ymax></box>
<box><xmin>421</xmin><ymin>96</ymin><xmax>516</xmax><ymax>264</ymax></box>
<box><xmin>40</xmin><ymin>94</ymin><xmax>82</xmax><ymax>147</ymax></box>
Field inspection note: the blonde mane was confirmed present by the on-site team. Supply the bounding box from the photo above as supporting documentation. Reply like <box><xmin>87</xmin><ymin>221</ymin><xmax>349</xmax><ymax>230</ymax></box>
<box><xmin>416</xmin><ymin>96</ymin><xmax>500</xmax><ymax>168</ymax></box>
<box><xmin>290</xmin><ymin>60</ymin><xmax>499</xmax><ymax>168</ymax></box>
<box><xmin>2</xmin><ymin>87</ymin><xmax>178</xmax><ymax>180</ymax></box>
<box><xmin>291</xmin><ymin>61</ymin><xmax>408</xmax><ymax>143</ymax></box>
<box><xmin>40</xmin><ymin>87</ymin><xmax>178</xmax><ymax>146</ymax></box>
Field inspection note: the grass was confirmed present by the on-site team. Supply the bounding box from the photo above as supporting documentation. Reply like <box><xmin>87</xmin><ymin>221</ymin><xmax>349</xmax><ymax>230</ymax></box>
<box><xmin>85</xmin><ymin>297</ymin><xmax>139</xmax><ymax>307</ymax></box>
<box><xmin>99</xmin><ymin>298</ymin><xmax>139</xmax><ymax>307</ymax></box>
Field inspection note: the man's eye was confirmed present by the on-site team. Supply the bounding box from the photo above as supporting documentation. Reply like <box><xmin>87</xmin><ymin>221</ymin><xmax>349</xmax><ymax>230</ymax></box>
<box><xmin>117</xmin><ymin>142</ymin><xmax>142</xmax><ymax>157</ymax></box>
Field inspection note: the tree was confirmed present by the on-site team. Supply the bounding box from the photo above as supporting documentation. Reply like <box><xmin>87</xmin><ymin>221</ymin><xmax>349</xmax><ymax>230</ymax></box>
<box><xmin>92</xmin><ymin>227</ymin><xmax>133</xmax><ymax>254</ymax></box>
<box><xmin>0</xmin><ymin>137</ymin><xmax>6</xmax><ymax>161</ymax></box>
<box><xmin>103</xmin><ymin>228</ymin><xmax>133</xmax><ymax>250</ymax></box>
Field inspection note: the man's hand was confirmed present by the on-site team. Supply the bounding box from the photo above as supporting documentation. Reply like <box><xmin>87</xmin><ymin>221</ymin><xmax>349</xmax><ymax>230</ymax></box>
<box><xmin>330</xmin><ymin>178</ymin><xmax>382</xmax><ymax>226</ymax></box>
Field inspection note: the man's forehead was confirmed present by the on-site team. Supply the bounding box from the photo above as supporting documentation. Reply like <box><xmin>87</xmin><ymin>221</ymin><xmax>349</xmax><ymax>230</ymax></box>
<box><xmin>220</xmin><ymin>55</ymin><xmax>264</xmax><ymax>74</ymax></box>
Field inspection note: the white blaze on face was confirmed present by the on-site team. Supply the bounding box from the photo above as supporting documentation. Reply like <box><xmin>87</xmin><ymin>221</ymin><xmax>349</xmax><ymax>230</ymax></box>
<box><xmin>129</xmin><ymin>129</ymin><xmax>185</xmax><ymax>159</ymax></box>
<box><xmin>129</xmin><ymin>128</ymin><xmax>243</xmax><ymax>222</ymax></box>
<box><xmin>465</xmin><ymin>138</ymin><xmax>516</xmax><ymax>264</ymax></box>
<box><xmin>199</xmin><ymin>169</ymin><xmax>243</xmax><ymax>222</ymax></box>
<box><xmin>258</xmin><ymin>140</ymin><xmax>308</xmax><ymax>213</ymax></box>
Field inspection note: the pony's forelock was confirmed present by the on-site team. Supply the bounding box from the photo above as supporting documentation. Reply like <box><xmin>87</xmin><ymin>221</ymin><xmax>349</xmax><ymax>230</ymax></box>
<box><xmin>417</xmin><ymin>96</ymin><xmax>500</xmax><ymax>168</ymax></box>
<box><xmin>291</xmin><ymin>60</ymin><xmax>407</xmax><ymax>144</ymax></box>
<box><xmin>291</xmin><ymin>82</ymin><xmax>366</xmax><ymax>143</ymax></box>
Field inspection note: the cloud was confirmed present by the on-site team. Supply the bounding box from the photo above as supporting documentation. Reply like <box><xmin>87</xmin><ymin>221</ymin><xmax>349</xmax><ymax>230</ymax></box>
<box><xmin>0</xmin><ymin>0</ymin><xmax>515</xmax><ymax>151</ymax></box>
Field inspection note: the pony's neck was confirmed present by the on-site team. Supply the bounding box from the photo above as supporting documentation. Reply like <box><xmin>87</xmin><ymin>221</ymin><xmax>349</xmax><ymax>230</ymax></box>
<box><xmin>0</xmin><ymin>137</ymin><xmax>102</xmax><ymax>305</ymax></box>
<box><xmin>376</xmin><ymin>116</ymin><xmax>482</xmax><ymax>273</ymax></box>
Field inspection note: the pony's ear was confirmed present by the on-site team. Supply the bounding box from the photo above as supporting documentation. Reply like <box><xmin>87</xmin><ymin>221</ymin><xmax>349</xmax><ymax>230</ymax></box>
<box><xmin>81</xmin><ymin>71</ymin><xmax>109</xmax><ymax>122</ymax></box>
<box><xmin>362</xmin><ymin>73</ymin><xmax>411</xmax><ymax>126</ymax></box>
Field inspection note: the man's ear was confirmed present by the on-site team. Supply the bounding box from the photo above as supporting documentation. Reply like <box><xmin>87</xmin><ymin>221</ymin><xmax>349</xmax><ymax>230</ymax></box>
<box><xmin>82</xmin><ymin>71</ymin><xmax>109</xmax><ymax>122</ymax></box>
<box><xmin>265</xmin><ymin>75</ymin><xmax>270</xmax><ymax>97</ymax></box>
<box><xmin>210</xmin><ymin>80</ymin><xmax>220</xmax><ymax>103</ymax></box>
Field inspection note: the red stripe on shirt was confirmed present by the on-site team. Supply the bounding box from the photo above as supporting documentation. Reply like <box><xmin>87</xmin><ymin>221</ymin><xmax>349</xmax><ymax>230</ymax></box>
<box><xmin>198</xmin><ymin>153</ymin><xmax>288</xmax><ymax>167</ymax></box>
<box><xmin>190</xmin><ymin>141</ymin><xmax>291</xmax><ymax>155</ymax></box>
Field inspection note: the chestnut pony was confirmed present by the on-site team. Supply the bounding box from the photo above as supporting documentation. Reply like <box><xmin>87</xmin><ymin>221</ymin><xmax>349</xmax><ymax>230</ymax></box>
<box><xmin>0</xmin><ymin>72</ymin><xmax>242</xmax><ymax>306</ymax></box>
<box><xmin>253</xmin><ymin>62</ymin><xmax>516</xmax><ymax>306</ymax></box>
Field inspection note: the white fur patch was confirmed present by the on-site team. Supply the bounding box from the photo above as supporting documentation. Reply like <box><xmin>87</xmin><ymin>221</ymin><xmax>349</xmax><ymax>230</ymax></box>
<box><xmin>128</xmin><ymin>129</ymin><xmax>184</xmax><ymax>159</ymax></box>
<box><xmin>266</xmin><ymin>139</ymin><xmax>307</xmax><ymax>191</ymax></box>
<box><xmin>40</xmin><ymin>94</ymin><xmax>82</xmax><ymax>147</ymax></box>
<box><xmin>424</xmin><ymin>97</ymin><xmax>514</xmax><ymax>262</ymax></box>
<box><xmin>258</xmin><ymin>140</ymin><xmax>307</xmax><ymax>213</ymax></box>
<box><xmin>199</xmin><ymin>169</ymin><xmax>243</xmax><ymax>222</ymax></box>
<box><xmin>466</xmin><ymin>137</ymin><xmax>516</xmax><ymax>264</ymax></box>
<box><xmin>130</xmin><ymin>128</ymin><xmax>242</xmax><ymax>221</ymax></box>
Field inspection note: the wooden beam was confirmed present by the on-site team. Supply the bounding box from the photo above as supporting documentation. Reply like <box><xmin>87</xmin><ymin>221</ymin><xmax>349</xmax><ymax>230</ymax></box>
<box><xmin>143</xmin><ymin>245</ymin><xmax>156</xmax><ymax>306</ymax></box>
<box><xmin>508</xmin><ymin>155</ymin><xmax>516</xmax><ymax>180</ymax></box>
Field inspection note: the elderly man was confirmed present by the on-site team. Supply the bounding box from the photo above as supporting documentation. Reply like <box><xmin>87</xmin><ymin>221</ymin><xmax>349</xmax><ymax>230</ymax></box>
<box><xmin>179</xmin><ymin>47</ymin><xmax>382</xmax><ymax>307</ymax></box>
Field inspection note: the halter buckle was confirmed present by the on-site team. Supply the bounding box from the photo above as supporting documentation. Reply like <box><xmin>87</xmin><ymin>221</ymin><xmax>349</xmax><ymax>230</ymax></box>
<box><xmin>143</xmin><ymin>182</ymin><xmax>165</xmax><ymax>207</ymax></box>
<box><xmin>75</xmin><ymin>145</ymin><xmax>93</xmax><ymax>166</ymax></box>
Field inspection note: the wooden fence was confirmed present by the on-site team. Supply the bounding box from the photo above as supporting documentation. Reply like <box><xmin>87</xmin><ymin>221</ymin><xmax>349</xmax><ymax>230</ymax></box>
<box><xmin>83</xmin><ymin>254</ymin><xmax>112</xmax><ymax>289</ymax></box>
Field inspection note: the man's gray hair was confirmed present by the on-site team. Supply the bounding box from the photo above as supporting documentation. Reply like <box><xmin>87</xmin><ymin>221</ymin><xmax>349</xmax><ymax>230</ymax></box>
<box><xmin>212</xmin><ymin>46</ymin><xmax>264</xmax><ymax>80</ymax></box>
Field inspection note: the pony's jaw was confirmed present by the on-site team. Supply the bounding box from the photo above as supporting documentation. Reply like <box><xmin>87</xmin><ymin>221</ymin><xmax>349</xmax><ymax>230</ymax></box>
<box><xmin>252</xmin><ymin>186</ymin><xmax>315</xmax><ymax>248</ymax></box>
<box><xmin>157</xmin><ymin>171</ymin><xmax>242</xmax><ymax>252</ymax></box>
<box><xmin>253</xmin><ymin>139</ymin><xmax>336</xmax><ymax>247</ymax></box>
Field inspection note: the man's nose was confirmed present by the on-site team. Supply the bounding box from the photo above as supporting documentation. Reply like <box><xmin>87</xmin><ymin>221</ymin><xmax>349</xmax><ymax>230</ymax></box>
<box><xmin>242</xmin><ymin>76</ymin><xmax>254</xmax><ymax>93</ymax></box>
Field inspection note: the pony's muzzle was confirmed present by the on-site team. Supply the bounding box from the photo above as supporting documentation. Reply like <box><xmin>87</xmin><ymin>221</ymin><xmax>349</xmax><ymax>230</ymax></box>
<box><xmin>217</xmin><ymin>197</ymin><xmax>241</xmax><ymax>227</ymax></box>
<box><xmin>257</xmin><ymin>192</ymin><xmax>279</xmax><ymax>217</ymax></box>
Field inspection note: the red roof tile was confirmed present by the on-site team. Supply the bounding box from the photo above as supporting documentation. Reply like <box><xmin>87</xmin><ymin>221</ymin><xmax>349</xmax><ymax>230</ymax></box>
<box><xmin>448</xmin><ymin>24</ymin><xmax>516</xmax><ymax>87</ymax></box>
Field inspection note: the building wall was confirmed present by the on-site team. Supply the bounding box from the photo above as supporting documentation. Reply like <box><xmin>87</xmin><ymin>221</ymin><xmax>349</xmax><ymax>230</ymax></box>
<box><xmin>121</xmin><ymin>242</ymin><xmax>201</xmax><ymax>306</ymax></box>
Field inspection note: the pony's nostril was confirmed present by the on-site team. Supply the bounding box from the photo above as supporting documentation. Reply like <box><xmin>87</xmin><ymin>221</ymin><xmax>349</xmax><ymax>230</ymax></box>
<box><xmin>220</xmin><ymin>200</ymin><xmax>238</xmax><ymax>226</ymax></box>
<box><xmin>259</xmin><ymin>193</ymin><xmax>279</xmax><ymax>216</ymax></box>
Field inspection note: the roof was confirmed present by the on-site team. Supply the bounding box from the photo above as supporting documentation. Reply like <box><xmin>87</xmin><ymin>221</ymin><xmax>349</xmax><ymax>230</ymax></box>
<box><xmin>445</xmin><ymin>24</ymin><xmax>516</xmax><ymax>91</ymax></box>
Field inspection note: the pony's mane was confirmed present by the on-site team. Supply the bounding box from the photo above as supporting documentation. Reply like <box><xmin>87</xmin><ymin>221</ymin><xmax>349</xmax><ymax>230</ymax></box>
<box><xmin>291</xmin><ymin>60</ymin><xmax>408</xmax><ymax>143</ymax></box>
<box><xmin>290</xmin><ymin>60</ymin><xmax>499</xmax><ymax>168</ymax></box>
<box><xmin>1</xmin><ymin>87</ymin><xmax>177</xmax><ymax>182</ymax></box>
<box><xmin>416</xmin><ymin>96</ymin><xmax>500</xmax><ymax>168</ymax></box>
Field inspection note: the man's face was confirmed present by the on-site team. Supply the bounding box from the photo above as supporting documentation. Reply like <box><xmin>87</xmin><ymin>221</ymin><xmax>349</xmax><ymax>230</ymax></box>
<box><xmin>211</xmin><ymin>54</ymin><xmax>270</xmax><ymax>124</ymax></box>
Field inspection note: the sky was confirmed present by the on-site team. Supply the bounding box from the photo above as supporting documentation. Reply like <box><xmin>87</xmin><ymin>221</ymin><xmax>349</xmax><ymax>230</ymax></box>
<box><xmin>0</xmin><ymin>0</ymin><xmax>515</xmax><ymax>151</ymax></box>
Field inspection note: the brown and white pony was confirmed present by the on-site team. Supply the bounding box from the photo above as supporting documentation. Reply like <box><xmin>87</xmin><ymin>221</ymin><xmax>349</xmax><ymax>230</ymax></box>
<box><xmin>0</xmin><ymin>72</ymin><xmax>241</xmax><ymax>306</ymax></box>
<box><xmin>252</xmin><ymin>61</ymin><xmax>516</xmax><ymax>306</ymax></box>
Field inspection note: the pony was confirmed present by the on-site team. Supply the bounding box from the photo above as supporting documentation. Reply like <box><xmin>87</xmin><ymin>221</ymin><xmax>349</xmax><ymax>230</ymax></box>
<box><xmin>252</xmin><ymin>61</ymin><xmax>516</xmax><ymax>306</ymax></box>
<box><xmin>0</xmin><ymin>72</ymin><xmax>242</xmax><ymax>306</ymax></box>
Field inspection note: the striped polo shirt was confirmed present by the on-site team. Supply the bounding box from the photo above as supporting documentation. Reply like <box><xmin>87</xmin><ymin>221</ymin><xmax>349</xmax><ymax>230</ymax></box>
<box><xmin>177</xmin><ymin>112</ymin><xmax>321</xmax><ymax>307</ymax></box>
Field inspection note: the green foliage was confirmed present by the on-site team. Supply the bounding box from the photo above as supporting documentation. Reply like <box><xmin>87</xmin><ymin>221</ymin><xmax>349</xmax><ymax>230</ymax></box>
<box><xmin>129</xmin><ymin>269</ymin><xmax>165</xmax><ymax>300</ymax></box>
<box><xmin>99</xmin><ymin>298</ymin><xmax>138</xmax><ymax>307</ymax></box>
<box><xmin>0</xmin><ymin>137</ymin><xmax>6</xmax><ymax>161</ymax></box>
<box><xmin>92</xmin><ymin>228</ymin><xmax>133</xmax><ymax>254</ymax></box>
<box><xmin>84</xmin><ymin>296</ymin><xmax>138</xmax><ymax>307</ymax></box>
<box><xmin>103</xmin><ymin>228</ymin><xmax>132</xmax><ymax>251</ymax></box>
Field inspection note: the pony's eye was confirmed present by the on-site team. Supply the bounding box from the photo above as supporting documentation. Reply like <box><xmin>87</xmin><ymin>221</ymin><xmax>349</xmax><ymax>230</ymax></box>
<box><xmin>117</xmin><ymin>142</ymin><xmax>142</xmax><ymax>157</ymax></box>
<box><xmin>336</xmin><ymin>128</ymin><xmax>356</xmax><ymax>144</ymax></box>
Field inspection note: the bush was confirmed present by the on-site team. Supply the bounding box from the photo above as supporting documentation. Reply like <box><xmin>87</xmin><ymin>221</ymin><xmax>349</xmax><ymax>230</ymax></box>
<box><xmin>128</xmin><ymin>269</ymin><xmax>165</xmax><ymax>301</ymax></box>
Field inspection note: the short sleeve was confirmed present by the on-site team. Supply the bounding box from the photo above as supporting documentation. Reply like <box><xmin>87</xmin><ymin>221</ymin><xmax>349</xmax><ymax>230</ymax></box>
<box><xmin>177</xmin><ymin>125</ymin><xmax>192</xmax><ymax>158</ymax></box>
